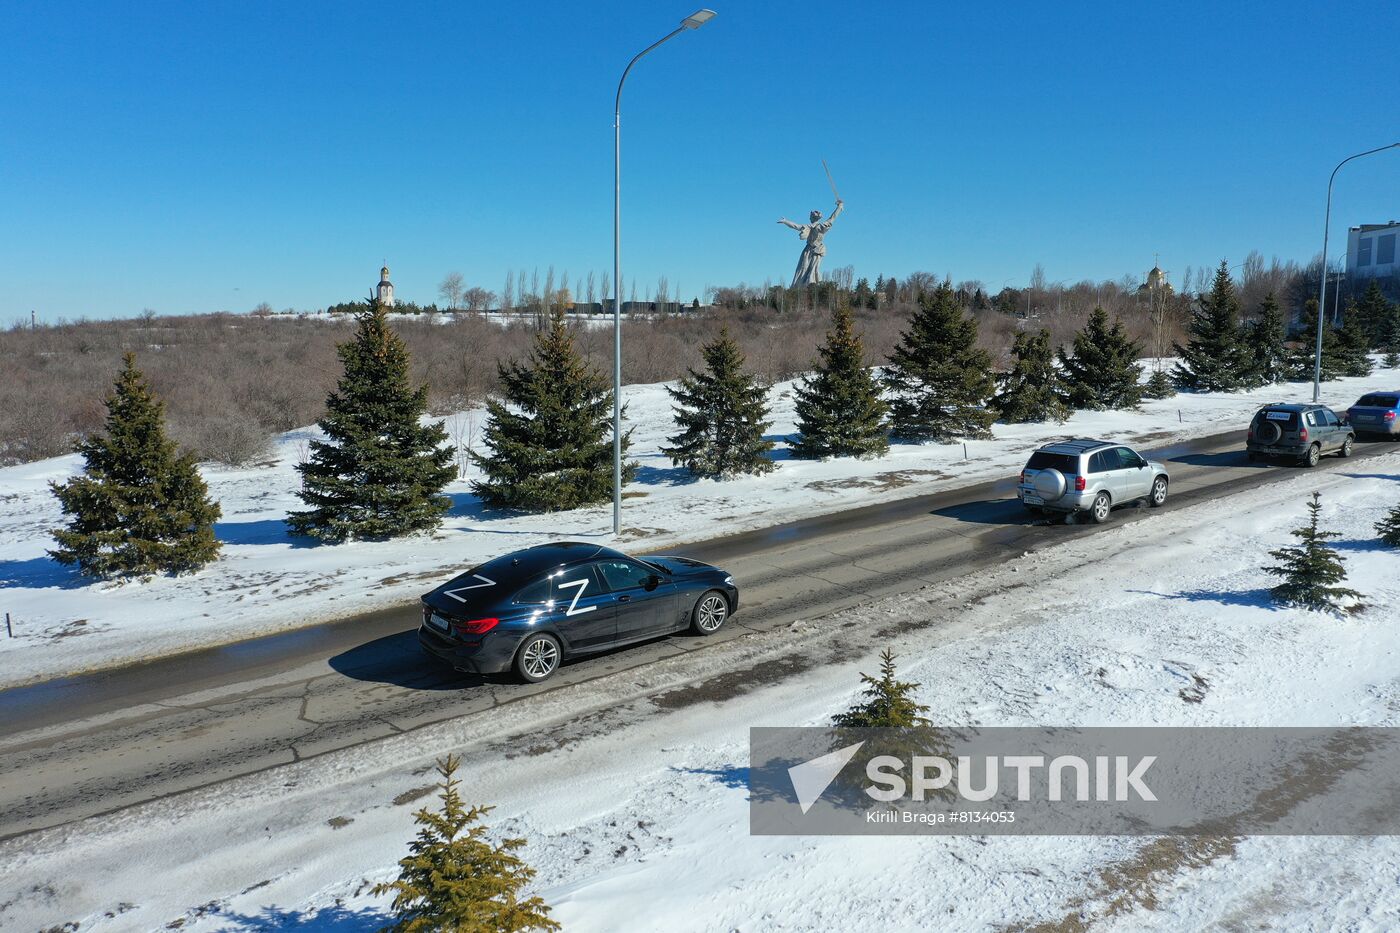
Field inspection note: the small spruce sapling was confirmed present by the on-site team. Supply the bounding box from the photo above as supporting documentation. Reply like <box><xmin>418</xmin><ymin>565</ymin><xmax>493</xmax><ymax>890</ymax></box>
<box><xmin>1265</xmin><ymin>492</ymin><xmax>1362</xmax><ymax>613</ymax></box>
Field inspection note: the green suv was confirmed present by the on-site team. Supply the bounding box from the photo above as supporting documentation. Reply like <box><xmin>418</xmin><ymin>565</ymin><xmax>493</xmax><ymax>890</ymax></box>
<box><xmin>1246</xmin><ymin>403</ymin><xmax>1354</xmax><ymax>467</ymax></box>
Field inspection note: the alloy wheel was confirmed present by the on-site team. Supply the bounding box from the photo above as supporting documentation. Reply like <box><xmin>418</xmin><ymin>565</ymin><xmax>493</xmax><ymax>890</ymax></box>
<box><xmin>697</xmin><ymin>594</ymin><xmax>728</xmax><ymax>633</ymax></box>
<box><xmin>521</xmin><ymin>638</ymin><xmax>558</xmax><ymax>679</ymax></box>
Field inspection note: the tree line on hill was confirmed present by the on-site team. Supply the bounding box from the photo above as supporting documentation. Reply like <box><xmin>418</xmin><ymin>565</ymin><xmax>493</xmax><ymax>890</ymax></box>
<box><xmin>43</xmin><ymin>264</ymin><xmax>1400</xmax><ymax>579</ymax></box>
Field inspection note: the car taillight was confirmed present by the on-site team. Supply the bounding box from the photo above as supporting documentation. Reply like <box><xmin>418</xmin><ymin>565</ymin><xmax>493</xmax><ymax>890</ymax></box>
<box><xmin>1074</xmin><ymin>475</ymin><xmax>1086</xmax><ymax>492</ymax></box>
<box><xmin>1299</xmin><ymin>427</ymin><xmax>1308</xmax><ymax>441</ymax></box>
<box><xmin>1019</xmin><ymin>470</ymin><xmax>1027</xmax><ymax>483</ymax></box>
<box><xmin>452</xmin><ymin>617</ymin><xmax>499</xmax><ymax>636</ymax></box>
<box><xmin>1387</xmin><ymin>411</ymin><xmax>1397</xmax><ymax>421</ymax></box>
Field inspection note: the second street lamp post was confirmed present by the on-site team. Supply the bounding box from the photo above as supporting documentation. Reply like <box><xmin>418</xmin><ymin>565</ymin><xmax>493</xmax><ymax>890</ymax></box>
<box><xmin>612</xmin><ymin>9</ymin><xmax>716</xmax><ymax>537</ymax></box>
<box><xmin>1312</xmin><ymin>142</ymin><xmax>1400</xmax><ymax>402</ymax></box>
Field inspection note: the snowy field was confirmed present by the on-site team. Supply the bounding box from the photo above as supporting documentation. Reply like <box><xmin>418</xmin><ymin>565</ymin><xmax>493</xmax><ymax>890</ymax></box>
<box><xmin>1</xmin><ymin>362</ymin><xmax>1398</xmax><ymax>689</ymax></box>
<box><xmin>4</xmin><ymin>442</ymin><xmax>1399</xmax><ymax>932</ymax></box>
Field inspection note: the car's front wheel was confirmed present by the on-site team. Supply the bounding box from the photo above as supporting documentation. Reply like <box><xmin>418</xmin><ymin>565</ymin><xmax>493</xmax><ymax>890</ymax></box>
<box><xmin>691</xmin><ymin>590</ymin><xmax>729</xmax><ymax>635</ymax></box>
<box><xmin>1303</xmin><ymin>444</ymin><xmax>1321</xmax><ymax>467</ymax></box>
<box><xmin>1339</xmin><ymin>436</ymin><xmax>1354</xmax><ymax>458</ymax></box>
<box><xmin>1089</xmin><ymin>492</ymin><xmax>1112</xmax><ymax>524</ymax></box>
<box><xmin>1149</xmin><ymin>476</ymin><xmax>1168</xmax><ymax>508</ymax></box>
<box><xmin>514</xmin><ymin>633</ymin><xmax>561</xmax><ymax>683</ymax></box>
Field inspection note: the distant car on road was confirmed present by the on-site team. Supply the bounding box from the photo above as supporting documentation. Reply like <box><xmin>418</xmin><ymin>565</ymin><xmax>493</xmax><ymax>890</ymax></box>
<box><xmin>1017</xmin><ymin>439</ymin><xmax>1169</xmax><ymax>524</ymax></box>
<box><xmin>1246</xmin><ymin>403</ymin><xmax>1354</xmax><ymax>466</ymax></box>
<box><xmin>419</xmin><ymin>542</ymin><xmax>738</xmax><ymax>683</ymax></box>
<box><xmin>1346</xmin><ymin>392</ymin><xmax>1400</xmax><ymax>439</ymax></box>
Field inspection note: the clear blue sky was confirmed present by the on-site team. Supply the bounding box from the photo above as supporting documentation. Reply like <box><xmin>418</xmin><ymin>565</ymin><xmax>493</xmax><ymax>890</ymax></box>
<box><xmin>3</xmin><ymin>0</ymin><xmax>1398</xmax><ymax>324</ymax></box>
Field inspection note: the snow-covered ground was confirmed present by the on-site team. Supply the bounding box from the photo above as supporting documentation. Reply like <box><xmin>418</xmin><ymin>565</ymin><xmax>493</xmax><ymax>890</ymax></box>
<box><xmin>2</xmin><ymin>362</ymin><xmax>1398</xmax><ymax>689</ymax></box>
<box><xmin>4</xmin><ymin>442</ymin><xmax>1398</xmax><ymax>932</ymax></box>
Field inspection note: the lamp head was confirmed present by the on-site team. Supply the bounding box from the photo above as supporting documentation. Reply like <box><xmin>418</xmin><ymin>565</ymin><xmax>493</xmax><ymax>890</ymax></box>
<box><xmin>682</xmin><ymin>9</ymin><xmax>716</xmax><ymax>29</ymax></box>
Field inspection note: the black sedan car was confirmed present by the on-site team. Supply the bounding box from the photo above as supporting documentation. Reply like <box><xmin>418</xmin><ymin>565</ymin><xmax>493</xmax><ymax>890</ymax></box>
<box><xmin>418</xmin><ymin>542</ymin><xmax>739</xmax><ymax>683</ymax></box>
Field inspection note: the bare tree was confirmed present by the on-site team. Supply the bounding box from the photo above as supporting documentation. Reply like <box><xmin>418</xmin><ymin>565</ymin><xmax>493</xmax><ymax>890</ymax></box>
<box><xmin>585</xmin><ymin>270</ymin><xmax>597</xmax><ymax>305</ymax></box>
<box><xmin>438</xmin><ymin>272</ymin><xmax>465</xmax><ymax>310</ymax></box>
<box><xmin>251</xmin><ymin>302</ymin><xmax>274</xmax><ymax>318</ymax></box>
<box><xmin>1029</xmin><ymin>263</ymin><xmax>1047</xmax><ymax>293</ymax></box>
<box><xmin>501</xmin><ymin>270</ymin><xmax>515</xmax><ymax>314</ymax></box>
<box><xmin>463</xmin><ymin>287</ymin><xmax>493</xmax><ymax>312</ymax></box>
<box><xmin>655</xmin><ymin>275</ymin><xmax>669</xmax><ymax>312</ymax></box>
<box><xmin>600</xmin><ymin>271</ymin><xmax>611</xmax><ymax>306</ymax></box>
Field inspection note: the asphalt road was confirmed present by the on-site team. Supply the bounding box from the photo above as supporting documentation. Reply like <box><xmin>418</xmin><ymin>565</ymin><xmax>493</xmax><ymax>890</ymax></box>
<box><xmin>1</xmin><ymin>432</ymin><xmax>1392</xmax><ymax>840</ymax></box>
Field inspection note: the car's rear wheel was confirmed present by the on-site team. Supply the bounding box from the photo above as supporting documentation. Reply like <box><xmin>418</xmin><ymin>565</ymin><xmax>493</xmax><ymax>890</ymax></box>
<box><xmin>1149</xmin><ymin>476</ymin><xmax>1168</xmax><ymax>508</ymax></box>
<box><xmin>1303</xmin><ymin>443</ymin><xmax>1321</xmax><ymax>467</ymax></box>
<box><xmin>514</xmin><ymin>633</ymin><xmax>561</xmax><ymax>683</ymax></box>
<box><xmin>691</xmin><ymin>591</ymin><xmax>729</xmax><ymax>635</ymax></box>
<box><xmin>1089</xmin><ymin>492</ymin><xmax>1112</xmax><ymax>524</ymax></box>
<box><xmin>1339</xmin><ymin>436</ymin><xmax>1354</xmax><ymax>458</ymax></box>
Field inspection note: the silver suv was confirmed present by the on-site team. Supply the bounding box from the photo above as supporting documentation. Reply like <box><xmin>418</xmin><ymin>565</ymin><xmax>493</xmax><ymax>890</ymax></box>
<box><xmin>1018</xmin><ymin>439</ymin><xmax>1169</xmax><ymax>523</ymax></box>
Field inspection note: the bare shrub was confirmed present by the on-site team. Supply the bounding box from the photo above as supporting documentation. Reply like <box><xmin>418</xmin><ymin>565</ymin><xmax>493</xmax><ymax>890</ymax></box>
<box><xmin>169</xmin><ymin>410</ymin><xmax>273</xmax><ymax>467</ymax></box>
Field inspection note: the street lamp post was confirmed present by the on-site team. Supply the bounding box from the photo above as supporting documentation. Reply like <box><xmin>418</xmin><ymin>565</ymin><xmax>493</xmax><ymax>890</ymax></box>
<box><xmin>1313</xmin><ymin>142</ymin><xmax>1400</xmax><ymax>402</ymax></box>
<box><xmin>613</xmin><ymin>8</ymin><xmax>716</xmax><ymax>535</ymax></box>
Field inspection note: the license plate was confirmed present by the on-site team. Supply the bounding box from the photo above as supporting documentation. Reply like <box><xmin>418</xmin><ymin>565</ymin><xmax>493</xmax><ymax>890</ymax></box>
<box><xmin>1355</xmin><ymin>415</ymin><xmax>1376</xmax><ymax>421</ymax></box>
<box><xmin>428</xmin><ymin>612</ymin><xmax>450</xmax><ymax>632</ymax></box>
<box><xmin>1023</xmin><ymin>493</ymin><xmax>1044</xmax><ymax>506</ymax></box>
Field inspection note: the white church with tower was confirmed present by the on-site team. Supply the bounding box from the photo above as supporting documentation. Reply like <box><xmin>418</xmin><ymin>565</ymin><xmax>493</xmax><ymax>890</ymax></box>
<box><xmin>376</xmin><ymin>264</ymin><xmax>395</xmax><ymax>307</ymax></box>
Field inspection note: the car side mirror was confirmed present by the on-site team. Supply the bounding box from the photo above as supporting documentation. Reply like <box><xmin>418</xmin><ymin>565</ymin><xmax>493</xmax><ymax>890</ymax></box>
<box><xmin>644</xmin><ymin>574</ymin><xmax>661</xmax><ymax>591</ymax></box>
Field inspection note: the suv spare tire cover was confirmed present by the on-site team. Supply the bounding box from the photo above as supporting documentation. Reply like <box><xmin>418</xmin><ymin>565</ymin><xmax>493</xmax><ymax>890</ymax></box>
<box><xmin>1032</xmin><ymin>468</ymin><xmax>1068</xmax><ymax>500</ymax></box>
<box><xmin>1256</xmin><ymin>419</ymin><xmax>1283</xmax><ymax>444</ymax></box>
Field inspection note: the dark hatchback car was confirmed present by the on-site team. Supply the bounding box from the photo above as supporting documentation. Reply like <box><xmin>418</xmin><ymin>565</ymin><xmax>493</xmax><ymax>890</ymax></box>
<box><xmin>1246</xmin><ymin>403</ymin><xmax>1354</xmax><ymax>466</ymax></box>
<box><xmin>1347</xmin><ymin>392</ymin><xmax>1400</xmax><ymax>438</ymax></box>
<box><xmin>419</xmin><ymin>542</ymin><xmax>739</xmax><ymax>683</ymax></box>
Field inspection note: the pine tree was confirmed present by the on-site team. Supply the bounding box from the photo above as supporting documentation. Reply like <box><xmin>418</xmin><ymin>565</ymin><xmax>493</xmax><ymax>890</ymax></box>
<box><xmin>1142</xmin><ymin>369</ymin><xmax>1176</xmax><ymax>400</ymax></box>
<box><xmin>472</xmin><ymin>308</ymin><xmax>633</xmax><ymax>510</ymax></box>
<box><xmin>1285</xmin><ymin>300</ymin><xmax>1347</xmax><ymax>382</ymax></box>
<box><xmin>374</xmin><ymin>756</ymin><xmax>560</xmax><ymax>933</ymax></box>
<box><xmin>1173</xmin><ymin>260</ymin><xmax>1247</xmax><ymax>392</ymax></box>
<box><xmin>994</xmin><ymin>328</ymin><xmax>1070</xmax><ymax>423</ymax></box>
<box><xmin>1335</xmin><ymin>303</ymin><xmax>1375</xmax><ymax>378</ymax></box>
<box><xmin>1353</xmin><ymin>280</ymin><xmax>1393</xmax><ymax>349</ymax></box>
<box><xmin>791</xmin><ymin>305</ymin><xmax>889</xmax><ymax>459</ymax></box>
<box><xmin>50</xmin><ymin>353</ymin><xmax>222</xmax><ymax>579</ymax></box>
<box><xmin>1058</xmin><ymin>307</ymin><xmax>1144</xmax><ymax>410</ymax></box>
<box><xmin>663</xmin><ymin>327</ymin><xmax>775</xmax><ymax>477</ymax></box>
<box><xmin>1240</xmin><ymin>292</ymin><xmax>1288</xmax><ymax>387</ymax></box>
<box><xmin>1265</xmin><ymin>492</ymin><xmax>1362</xmax><ymax>613</ymax></box>
<box><xmin>883</xmin><ymin>282</ymin><xmax>996</xmax><ymax>441</ymax></box>
<box><xmin>1380</xmin><ymin>302</ymin><xmax>1400</xmax><ymax>368</ymax></box>
<box><xmin>288</xmin><ymin>300</ymin><xmax>455</xmax><ymax>541</ymax></box>
<box><xmin>831</xmin><ymin>648</ymin><xmax>931</xmax><ymax>728</ymax></box>
<box><xmin>1376</xmin><ymin>501</ymin><xmax>1400</xmax><ymax>548</ymax></box>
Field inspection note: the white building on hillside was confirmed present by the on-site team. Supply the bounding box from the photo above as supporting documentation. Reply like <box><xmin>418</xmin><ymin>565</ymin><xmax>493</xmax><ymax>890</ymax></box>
<box><xmin>1346</xmin><ymin>222</ymin><xmax>1399</xmax><ymax>281</ymax></box>
<box><xmin>376</xmin><ymin>264</ymin><xmax>395</xmax><ymax>307</ymax></box>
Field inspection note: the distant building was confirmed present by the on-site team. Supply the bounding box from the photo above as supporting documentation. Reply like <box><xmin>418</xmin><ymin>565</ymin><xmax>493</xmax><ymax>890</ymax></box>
<box><xmin>1137</xmin><ymin>263</ymin><xmax>1173</xmax><ymax>296</ymax></box>
<box><xmin>1346</xmin><ymin>222</ymin><xmax>1399</xmax><ymax>281</ymax></box>
<box><xmin>376</xmin><ymin>264</ymin><xmax>395</xmax><ymax>307</ymax></box>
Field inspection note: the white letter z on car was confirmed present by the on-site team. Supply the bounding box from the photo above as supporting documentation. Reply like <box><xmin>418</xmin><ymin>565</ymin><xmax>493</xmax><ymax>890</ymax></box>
<box><xmin>557</xmin><ymin>577</ymin><xmax>596</xmax><ymax>616</ymax></box>
<box><xmin>442</xmin><ymin>574</ymin><xmax>496</xmax><ymax>603</ymax></box>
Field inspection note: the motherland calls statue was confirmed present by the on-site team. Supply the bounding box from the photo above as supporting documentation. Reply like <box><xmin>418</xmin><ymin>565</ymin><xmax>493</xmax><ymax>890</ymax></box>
<box><xmin>778</xmin><ymin>198</ymin><xmax>844</xmax><ymax>288</ymax></box>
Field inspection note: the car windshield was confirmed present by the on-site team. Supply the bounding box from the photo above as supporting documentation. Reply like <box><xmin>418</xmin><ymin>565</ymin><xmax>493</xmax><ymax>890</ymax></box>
<box><xmin>1357</xmin><ymin>394</ymin><xmax>1399</xmax><ymax>408</ymax></box>
<box><xmin>1026</xmin><ymin>451</ymin><xmax>1078</xmax><ymax>474</ymax></box>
